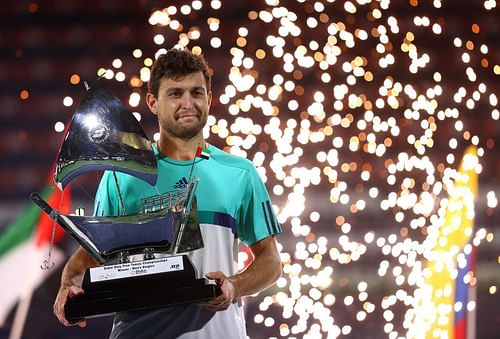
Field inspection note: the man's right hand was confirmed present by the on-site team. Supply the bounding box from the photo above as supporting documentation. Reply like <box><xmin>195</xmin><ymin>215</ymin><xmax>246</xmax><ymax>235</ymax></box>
<box><xmin>53</xmin><ymin>285</ymin><xmax>86</xmax><ymax>327</ymax></box>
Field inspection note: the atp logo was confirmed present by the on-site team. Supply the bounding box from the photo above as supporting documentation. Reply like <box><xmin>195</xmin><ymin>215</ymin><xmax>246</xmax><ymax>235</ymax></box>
<box><xmin>88</xmin><ymin>125</ymin><xmax>110</xmax><ymax>144</ymax></box>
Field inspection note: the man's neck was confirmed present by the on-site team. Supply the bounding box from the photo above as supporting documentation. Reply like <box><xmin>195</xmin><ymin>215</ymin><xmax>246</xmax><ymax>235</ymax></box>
<box><xmin>156</xmin><ymin>135</ymin><xmax>206</xmax><ymax>161</ymax></box>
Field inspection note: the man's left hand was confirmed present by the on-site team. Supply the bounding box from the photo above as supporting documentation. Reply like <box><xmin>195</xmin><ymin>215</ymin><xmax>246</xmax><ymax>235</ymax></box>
<box><xmin>200</xmin><ymin>271</ymin><xmax>238</xmax><ymax>311</ymax></box>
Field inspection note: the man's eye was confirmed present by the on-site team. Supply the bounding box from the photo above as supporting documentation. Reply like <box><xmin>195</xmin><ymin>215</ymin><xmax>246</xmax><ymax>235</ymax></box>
<box><xmin>170</xmin><ymin>91</ymin><xmax>181</xmax><ymax>97</ymax></box>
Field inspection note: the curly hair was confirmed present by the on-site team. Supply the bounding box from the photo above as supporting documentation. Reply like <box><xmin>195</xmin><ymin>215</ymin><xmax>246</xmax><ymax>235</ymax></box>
<box><xmin>148</xmin><ymin>48</ymin><xmax>211</xmax><ymax>97</ymax></box>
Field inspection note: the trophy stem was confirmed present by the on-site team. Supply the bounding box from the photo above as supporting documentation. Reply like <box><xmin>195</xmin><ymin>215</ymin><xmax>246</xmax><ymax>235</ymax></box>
<box><xmin>172</xmin><ymin>179</ymin><xmax>198</xmax><ymax>254</ymax></box>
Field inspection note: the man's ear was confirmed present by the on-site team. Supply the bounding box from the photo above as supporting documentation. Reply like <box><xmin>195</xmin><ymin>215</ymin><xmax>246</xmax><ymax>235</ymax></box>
<box><xmin>146</xmin><ymin>93</ymin><xmax>158</xmax><ymax>115</ymax></box>
<box><xmin>207</xmin><ymin>91</ymin><xmax>212</xmax><ymax>109</ymax></box>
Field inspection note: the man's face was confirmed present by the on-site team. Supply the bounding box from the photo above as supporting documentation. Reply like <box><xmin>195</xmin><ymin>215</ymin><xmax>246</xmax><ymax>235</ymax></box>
<box><xmin>147</xmin><ymin>72</ymin><xmax>211</xmax><ymax>139</ymax></box>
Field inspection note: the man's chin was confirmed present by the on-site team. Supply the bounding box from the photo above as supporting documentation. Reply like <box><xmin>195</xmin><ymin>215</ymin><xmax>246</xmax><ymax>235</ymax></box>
<box><xmin>171</xmin><ymin>125</ymin><xmax>203</xmax><ymax>139</ymax></box>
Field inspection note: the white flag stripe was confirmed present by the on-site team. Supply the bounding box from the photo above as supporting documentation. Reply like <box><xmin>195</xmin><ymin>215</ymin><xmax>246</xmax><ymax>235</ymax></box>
<box><xmin>0</xmin><ymin>240</ymin><xmax>64</xmax><ymax>327</ymax></box>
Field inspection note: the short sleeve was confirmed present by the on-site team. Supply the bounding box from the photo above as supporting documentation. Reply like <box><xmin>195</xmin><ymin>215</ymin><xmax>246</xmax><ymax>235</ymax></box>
<box><xmin>237</xmin><ymin>165</ymin><xmax>281</xmax><ymax>246</ymax></box>
<box><xmin>93</xmin><ymin>171</ymin><xmax>119</xmax><ymax>217</ymax></box>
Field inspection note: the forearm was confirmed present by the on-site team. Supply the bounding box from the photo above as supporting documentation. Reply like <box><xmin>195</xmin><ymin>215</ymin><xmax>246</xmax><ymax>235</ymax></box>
<box><xmin>60</xmin><ymin>246</ymin><xmax>98</xmax><ymax>289</ymax></box>
<box><xmin>231</xmin><ymin>237</ymin><xmax>282</xmax><ymax>298</ymax></box>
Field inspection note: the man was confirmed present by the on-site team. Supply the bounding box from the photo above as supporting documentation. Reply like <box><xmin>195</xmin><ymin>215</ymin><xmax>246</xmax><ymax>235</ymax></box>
<box><xmin>53</xmin><ymin>48</ymin><xmax>282</xmax><ymax>338</ymax></box>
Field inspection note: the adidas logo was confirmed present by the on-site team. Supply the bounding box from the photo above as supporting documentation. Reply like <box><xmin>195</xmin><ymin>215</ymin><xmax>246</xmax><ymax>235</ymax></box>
<box><xmin>173</xmin><ymin>177</ymin><xmax>189</xmax><ymax>189</ymax></box>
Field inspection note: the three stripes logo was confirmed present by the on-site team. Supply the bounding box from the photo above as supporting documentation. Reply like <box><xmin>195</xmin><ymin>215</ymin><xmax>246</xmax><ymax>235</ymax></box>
<box><xmin>261</xmin><ymin>200</ymin><xmax>281</xmax><ymax>235</ymax></box>
<box><xmin>173</xmin><ymin>177</ymin><xmax>189</xmax><ymax>189</ymax></box>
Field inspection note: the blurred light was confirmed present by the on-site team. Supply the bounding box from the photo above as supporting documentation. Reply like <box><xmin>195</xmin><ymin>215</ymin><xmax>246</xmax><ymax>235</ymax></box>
<box><xmin>54</xmin><ymin>121</ymin><xmax>65</xmax><ymax>133</ymax></box>
<box><xmin>63</xmin><ymin>96</ymin><xmax>73</xmax><ymax>107</ymax></box>
<box><xmin>64</xmin><ymin>3</ymin><xmax>500</xmax><ymax>338</ymax></box>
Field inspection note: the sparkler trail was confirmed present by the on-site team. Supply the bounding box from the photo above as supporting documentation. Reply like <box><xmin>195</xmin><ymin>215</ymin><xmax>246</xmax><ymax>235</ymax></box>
<box><xmin>56</xmin><ymin>1</ymin><xmax>498</xmax><ymax>337</ymax></box>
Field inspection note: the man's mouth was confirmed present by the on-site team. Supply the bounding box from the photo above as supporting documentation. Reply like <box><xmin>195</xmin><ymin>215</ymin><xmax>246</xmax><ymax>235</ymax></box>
<box><xmin>176</xmin><ymin>112</ymin><xmax>199</xmax><ymax>121</ymax></box>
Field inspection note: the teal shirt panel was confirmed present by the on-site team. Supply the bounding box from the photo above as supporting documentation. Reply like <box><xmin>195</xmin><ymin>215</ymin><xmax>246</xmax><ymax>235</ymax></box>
<box><xmin>94</xmin><ymin>144</ymin><xmax>281</xmax><ymax>246</ymax></box>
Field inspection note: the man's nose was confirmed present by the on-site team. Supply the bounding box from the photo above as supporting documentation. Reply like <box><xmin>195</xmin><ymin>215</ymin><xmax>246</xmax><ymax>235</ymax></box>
<box><xmin>181</xmin><ymin>93</ymin><xmax>195</xmax><ymax>108</ymax></box>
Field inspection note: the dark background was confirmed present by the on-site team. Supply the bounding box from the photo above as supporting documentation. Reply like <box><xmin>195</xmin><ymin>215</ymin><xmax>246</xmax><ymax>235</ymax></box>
<box><xmin>0</xmin><ymin>1</ymin><xmax>498</xmax><ymax>338</ymax></box>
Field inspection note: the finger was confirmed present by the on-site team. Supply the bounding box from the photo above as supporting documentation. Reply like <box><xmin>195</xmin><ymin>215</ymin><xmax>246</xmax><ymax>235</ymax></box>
<box><xmin>200</xmin><ymin>303</ymin><xmax>218</xmax><ymax>311</ymax></box>
<box><xmin>198</xmin><ymin>300</ymin><xmax>216</xmax><ymax>310</ymax></box>
<box><xmin>205</xmin><ymin>271</ymin><xmax>225</xmax><ymax>281</ymax></box>
<box><xmin>199</xmin><ymin>298</ymin><xmax>222</xmax><ymax>309</ymax></box>
<box><xmin>54</xmin><ymin>294</ymin><xmax>68</xmax><ymax>323</ymax></box>
<box><xmin>56</xmin><ymin>306</ymin><xmax>71</xmax><ymax>326</ymax></box>
<box><xmin>209</xmin><ymin>294</ymin><xmax>229</xmax><ymax>304</ymax></box>
<box><xmin>206</xmin><ymin>301</ymin><xmax>230</xmax><ymax>311</ymax></box>
<box><xmin>62</xmin><ymin>314</ymin><xmax>86</xmax><ymax>327</ymax></box>
<box><xmin>200</xmin><ymin>295</ymin><xmax>231</xmax><ymax>311</ymax></box>
<box><xmin>200</xmin><ymin>302</ymin><xmax>228</xmax><ymax>312</ymax></box>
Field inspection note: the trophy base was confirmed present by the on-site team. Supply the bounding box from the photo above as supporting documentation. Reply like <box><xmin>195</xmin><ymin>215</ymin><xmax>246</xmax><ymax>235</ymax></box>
<box><xmin>64</xmin><ymin>255</ymin><xmax>220</xmax><ymax>321</ymax></box>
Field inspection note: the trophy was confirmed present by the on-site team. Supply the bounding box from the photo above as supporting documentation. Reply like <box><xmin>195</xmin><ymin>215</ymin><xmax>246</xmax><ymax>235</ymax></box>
<box><xmin>30</xmin><ymin>80</ymin><xmax>219</xmax><ymax>322</ymax></box>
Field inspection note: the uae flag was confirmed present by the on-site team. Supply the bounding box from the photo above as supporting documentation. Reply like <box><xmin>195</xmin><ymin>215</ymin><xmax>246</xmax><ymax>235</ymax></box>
<box><xmin>0</xmin><ymin>184</ymin><xmax>71</xmax><ymax>327</ymax></box>
<box><xmin>196</xmin><ymin>146</ymin><xmax>211</xmax><ymax>160</ymax></box>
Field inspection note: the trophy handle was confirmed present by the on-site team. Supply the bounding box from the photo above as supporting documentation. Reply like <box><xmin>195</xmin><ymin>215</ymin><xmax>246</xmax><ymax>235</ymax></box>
<box><xmin>30</xmin><ymin>192</ymin><xmax>106</xmax><ymax>264</ymax></box>
<box><xmin>30</xmin><ymin>192</ymin><xmax>55</xmax><ymax>216</ymax></box>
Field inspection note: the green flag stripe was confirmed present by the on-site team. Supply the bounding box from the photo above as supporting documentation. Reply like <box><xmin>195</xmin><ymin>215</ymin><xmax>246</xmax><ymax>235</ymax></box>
<box><xmin>0</xmin><ymin>186</ymin><xmax>53</xmax><ymax>256</ymax></box>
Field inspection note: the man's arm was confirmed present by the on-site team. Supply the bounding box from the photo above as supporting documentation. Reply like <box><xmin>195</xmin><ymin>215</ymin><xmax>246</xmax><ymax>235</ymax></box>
<box><xmin>53</xmin><ymin>246</ymin><xmax>98</xmax><ymax>327</ymax></box>
<box><xmin>204</xmin><ymin>235</ymin><xmax>282</xmax><ymax>311</ymax></box>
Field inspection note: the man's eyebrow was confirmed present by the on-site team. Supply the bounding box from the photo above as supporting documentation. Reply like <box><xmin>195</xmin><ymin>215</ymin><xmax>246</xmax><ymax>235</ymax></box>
<box><xmin>165</xmin><ymin>87</ymin><xmax>184</xmax><ymax>92</ymax></box>
<box><xmin>191</xmin><ymin>86</ymin><xmax>207</xmax><ymax>92</ymax></box>
<box><xmin>165</xmin><ymin>86</ymin><xmax>206</xmax><ymax>92</ymax></box>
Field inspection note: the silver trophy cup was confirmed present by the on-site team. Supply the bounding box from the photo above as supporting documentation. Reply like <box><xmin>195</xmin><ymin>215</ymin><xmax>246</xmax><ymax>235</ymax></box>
<box><xmin>31</xmin><ymin>81</ymin><xmax>218</xmax><ymax>321</ymax></box>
